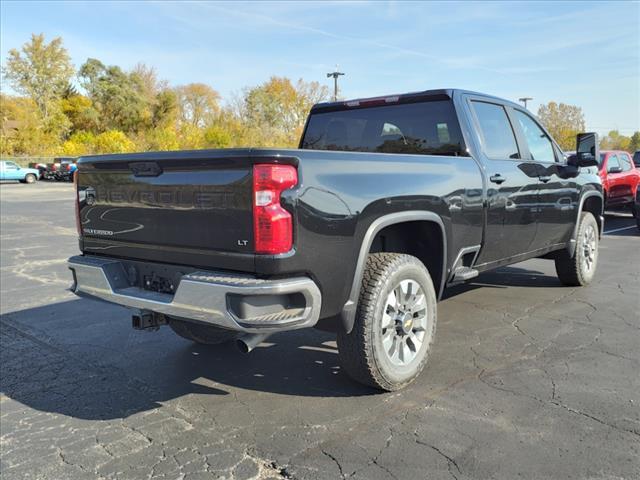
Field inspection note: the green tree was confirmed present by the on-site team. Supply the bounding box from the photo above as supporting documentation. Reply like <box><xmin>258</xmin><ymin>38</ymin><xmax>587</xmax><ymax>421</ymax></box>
<box><xmin>203</xmin><ymin>124</ymin><xmax>232</xmax><ymax>148</ymax></box>
<box><xmin>537</xmin><ymin>102</ymin><xmax>586</xmax><ymax>151</ymax></box>
<box><xmin>152</xmin><ymin>89</ymin><xmax>178</xmax><ymax>128</ymax></box>
<box><xmin>627</xmin><ymin>131</ymin><xmax>640</xmax><ymax>152</ymax></box>
<box><xmin>131</xmin><ymin>63</ymin><xmax>177</xmax><ymax>128</ymax></box>
<box><xmin>78</xmin><ymin>58</ymin><xmax>148</xmax><ymax>133</ymax></box>
<box><xmin>3</xmin><ymin>33</ymin><xmax>74</xmax><ymax>122</ymax></box>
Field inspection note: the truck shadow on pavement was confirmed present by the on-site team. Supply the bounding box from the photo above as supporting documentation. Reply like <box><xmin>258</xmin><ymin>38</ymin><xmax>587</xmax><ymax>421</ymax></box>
<box><xmin>0</xmin><ymin>299</ymin><xmax>376</xmax><ymax>421</ymax></box>
<box><xmin>1</xmin><ymin>243</ymin><xmax>617</xmax><ymax>422</ymax></box>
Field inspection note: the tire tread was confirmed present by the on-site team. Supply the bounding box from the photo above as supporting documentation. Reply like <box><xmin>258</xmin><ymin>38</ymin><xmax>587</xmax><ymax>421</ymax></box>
<box><xmin>337</xmin><ymin>253</ymin><xmax>435</xmax><ymax>391</ymax></box>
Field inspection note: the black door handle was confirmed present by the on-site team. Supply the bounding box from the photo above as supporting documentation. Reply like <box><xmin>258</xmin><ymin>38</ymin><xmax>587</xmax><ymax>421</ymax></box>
<box><xmin>539</xmin><ymin>175</ymin><xmax>551</xmax><ymax>183</ymax></box>
<box><xmin>489</xmin><ymin>174</ymin><xmax>506</xmax><ymax>184</ymax></box>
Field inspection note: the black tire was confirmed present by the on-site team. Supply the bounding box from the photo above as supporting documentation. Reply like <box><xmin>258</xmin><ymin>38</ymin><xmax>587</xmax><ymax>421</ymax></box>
<box><xmin>25</xmin><ymin>173</ymin><xmax>37</xmax><ymax>184</ymax></box>
<box><xmin>337</xmin><ymin>253</ymin><xmax>437</xmax><ymax>391</ymax></box>
<box><xmin>168</xmin><ymin>318</ymin><xmax>237</xmax><ymax>345</ymax></box>
<box><xmin>555</xmin><ymin>212</ymin><xmax>599</xmax><ymax>286</ymax></box>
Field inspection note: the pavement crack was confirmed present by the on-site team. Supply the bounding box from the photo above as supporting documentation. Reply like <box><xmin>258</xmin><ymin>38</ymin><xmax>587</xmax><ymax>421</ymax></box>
<box><xmin>550</xmin><ymin>401</ymin><xmax>640</xmax><ymax>438</ymax></box>
<box><xmin>480</xmin><ymin>372</ymin><xmax>639</xmax><ymax>439</ymax></box>
<box><xmin>321</xmin><ymin>449</ymin><xmax>346</xmax><ymax>479</ymax></box>
<box><xmin>414</xmin><ymin>438</ymin><xmax>461</xmax><ymax>480</ymax></box>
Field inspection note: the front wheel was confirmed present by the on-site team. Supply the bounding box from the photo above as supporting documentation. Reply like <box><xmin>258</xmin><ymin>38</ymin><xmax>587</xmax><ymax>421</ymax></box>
<box><xmin>555</xmin><ymin>212</ymin><xmax>599</xmax><ymax>286</ymax></box>
<box><xmin>337</xmin><ymin>253</ymin><xmax>437</xmax><ymax>391</ymax></box>
<box><xmin>24</xmin><ymin>173</ymin><xmax>37</xmax><ymax>184</ymax></box>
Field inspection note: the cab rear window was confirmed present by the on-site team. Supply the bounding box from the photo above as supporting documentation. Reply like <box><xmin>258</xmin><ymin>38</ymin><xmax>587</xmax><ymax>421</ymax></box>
<box><xmin>301</xmin><ymin>100</ymin><xmax>468</xmax><ymax>156</ymax></box>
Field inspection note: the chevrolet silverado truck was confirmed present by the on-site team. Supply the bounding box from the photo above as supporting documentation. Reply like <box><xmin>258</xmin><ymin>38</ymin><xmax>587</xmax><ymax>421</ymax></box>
<box><xmin>68</xmin><ymin>89</ymin><xmax>603</xmax><ymax>391</ymax></box>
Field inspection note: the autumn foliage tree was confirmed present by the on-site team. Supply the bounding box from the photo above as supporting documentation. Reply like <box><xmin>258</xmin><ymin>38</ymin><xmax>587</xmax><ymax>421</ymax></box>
<box><xmin>3</xmin><ymin>33</ymin><xmax>74</xmax><ymax>123</ymax></box>
<box><xmin>537</xmin><ymin>102</ymin><xmax>586</xmax><ymax>151</ymax></box>
<box><xmin>175</xmin><ymin>83</ymin><xmax>220</xmax><ymax>127</ymax></box>
<box><xmin>242</xmin><ymin>76</ymin><xmax>328</xmax><ymax>146</ymax></box>
<box><xmin>599</xmin><ymin>130</ymin><xmax>640</xmax><ymax>152</ymax></box>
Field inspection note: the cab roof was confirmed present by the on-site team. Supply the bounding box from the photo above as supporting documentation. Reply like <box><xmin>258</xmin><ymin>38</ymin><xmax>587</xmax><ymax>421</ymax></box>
<box><xmin>310</xmin><ymin>88</ymin><xmax>522</xmax><ymax>113</ymax></box>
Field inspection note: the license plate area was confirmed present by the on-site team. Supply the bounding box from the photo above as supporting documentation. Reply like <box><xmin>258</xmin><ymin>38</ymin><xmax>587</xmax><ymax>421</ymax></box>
<box><xmin>116</xmin><ymin>259</ymin><xmax>194</xmax><ymax>294</ymax></box>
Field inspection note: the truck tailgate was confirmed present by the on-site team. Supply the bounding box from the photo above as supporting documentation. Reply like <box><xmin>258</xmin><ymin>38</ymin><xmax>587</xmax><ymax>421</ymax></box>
<box><xmin>78</xmin><ymin>152</ymin><xmax>255</xmax><ymax>267</ymax></box>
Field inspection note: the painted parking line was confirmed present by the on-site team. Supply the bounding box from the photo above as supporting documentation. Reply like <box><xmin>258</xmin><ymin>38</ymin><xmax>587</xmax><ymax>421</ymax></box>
<box><xmin>603</xmin><ymin>225</ymin><xmax>638</xmax><ymax>234</ymax></box>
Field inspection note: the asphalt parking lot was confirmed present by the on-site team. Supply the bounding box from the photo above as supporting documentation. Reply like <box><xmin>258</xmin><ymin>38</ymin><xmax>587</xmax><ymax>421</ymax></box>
<box><xmin>1</xmin><ymin>181</ymin><xmax>639</xmax><ymax>480</ymax></box>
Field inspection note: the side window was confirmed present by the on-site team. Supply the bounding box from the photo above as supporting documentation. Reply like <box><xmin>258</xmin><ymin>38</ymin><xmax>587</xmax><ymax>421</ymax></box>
<box><xmin>619</xmin><ymin>153</ymin><xmax>632</xmax><ymax>172</ymax></box>
<box><xmin>471</xmin><ymin>101</ymin><xmax>519</xmax><ymax>159</ymax></box>
<box><xmin>607</xmin><ymin>155</ymin><xmax>620</xmax><ymax>172</ymax></box>
<box><xmin>5</xmin><ymin>162</ymin><xmax>18</xmax><ymax>169</ymax></box>
<box><xmin>514</xmin><ymin>110</ymin><xmax>556</xmax><ymax>163</ymax></box>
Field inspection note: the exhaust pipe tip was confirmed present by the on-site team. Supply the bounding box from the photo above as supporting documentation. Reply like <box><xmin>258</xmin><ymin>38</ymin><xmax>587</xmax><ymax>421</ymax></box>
<box><xmin>236</xmin><ymin>333</ymin><xmax>270</xmax><ymax>354</ymax></box>
<box><xmin>236</xmin><ymin>339</ymin><xmax>251</xmax><ymax>354</ymax></box>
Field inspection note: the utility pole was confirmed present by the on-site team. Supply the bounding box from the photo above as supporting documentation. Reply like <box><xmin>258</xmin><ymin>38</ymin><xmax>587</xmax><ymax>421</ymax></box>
<box><xmin>518</xmin><ymin>97</ymin><xmax>533</xmax><ymax>109</ymax></box>
<box><xmin>327</xmin><ymin>65</ymin><xmax>345</xmax><ymax>101</ymax></box>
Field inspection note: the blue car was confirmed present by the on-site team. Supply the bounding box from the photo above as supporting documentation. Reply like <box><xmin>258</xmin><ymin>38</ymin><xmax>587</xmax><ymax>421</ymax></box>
<box><xmin>0</xmin><ymin>161</ymin><xmax>40</xmax><ymax>184</ymax></box>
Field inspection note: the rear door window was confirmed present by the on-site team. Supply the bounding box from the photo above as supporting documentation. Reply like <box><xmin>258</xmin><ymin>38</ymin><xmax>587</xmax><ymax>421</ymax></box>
<box><xmin>513</xmin><ymin>110</ymin><xmax>556</xmax><ymax>163</ymax></box>
<box><xmin>471</xmin><ymin>101</ymin><xmax>520</xmax><ymax>159</ymax></box>
<box><xmin>302</xmin><ymin>100</ymin><xmax>468</xmax><ymax>156</ymax></box>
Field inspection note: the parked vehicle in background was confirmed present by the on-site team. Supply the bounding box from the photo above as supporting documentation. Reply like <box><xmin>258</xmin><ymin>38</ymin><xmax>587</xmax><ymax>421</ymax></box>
<box><xmin>67</xmin><ymin>89</ymin><xmax>604</xmax><ymax>391</ymax></box>
<box><xmin>0</xmin><ymin>161</ymin><xmax>39</xmax><ymax>183</ymax></box>
<box><xmin>43</xmin><ymin>157</ymin><xmax>77</xmax><ymax>181</ymax></box>
<box><xmin>28</xmin><ymin>161</ymin><xmax>49</xmax><ymax>180</ymax></box>
<box><xmin>599</xmin><ymin>150</ymin><xmax>640</xmax><ymax>213</ymax></box>
<box><xmin>633</xmin><ymin>150</ymin><xmax>640</xmax><ymax>168</ymax></box>
<box><xmin>55</xmin><ymin>158</ymin><xmax>77</xmax><ymax>182</ymax></box>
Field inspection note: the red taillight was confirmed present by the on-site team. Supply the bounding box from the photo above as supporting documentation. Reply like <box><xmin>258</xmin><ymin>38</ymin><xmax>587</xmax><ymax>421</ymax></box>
<box><xmin>74</xmin><ymin>170</ymin><xmax>81</xmax><ymax>235</ymax></box>
<box><xmin>253</xmin><ymin>164</ymin><xmax>297</xmax><ymax>254</ymax></box>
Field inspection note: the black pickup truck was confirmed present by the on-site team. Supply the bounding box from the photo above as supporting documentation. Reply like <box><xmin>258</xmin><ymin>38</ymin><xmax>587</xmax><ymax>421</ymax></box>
<box><xmin>68</xmin><ymin>89</ymin><xmax>603</xmax><ymax>391</ymax></box>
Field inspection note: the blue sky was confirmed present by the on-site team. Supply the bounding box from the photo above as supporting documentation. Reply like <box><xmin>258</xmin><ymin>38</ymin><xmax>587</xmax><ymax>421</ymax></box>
<box><xmin>2</xmin><ymin>1</ymin><xmax>638</xmax><ymax>135</ymax></box>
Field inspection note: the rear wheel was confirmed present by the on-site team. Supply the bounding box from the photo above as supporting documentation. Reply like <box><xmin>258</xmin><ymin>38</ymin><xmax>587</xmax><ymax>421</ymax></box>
<box><xmin>337</xmin><ymin>253</ymin><xmax>437</xmax><ymax>391</ymax></box>
<box><xmin>555</xmin><ymin>212</ymin><xmax>599</xmax><ymax>286</ymax></box>
<box><xmin>168</xmin><ymin>318</ymin><xmax>237</xmax><ymax>345</ymax></box>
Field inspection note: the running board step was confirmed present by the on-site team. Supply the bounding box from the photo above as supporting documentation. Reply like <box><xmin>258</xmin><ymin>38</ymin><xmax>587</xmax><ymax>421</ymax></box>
<box><xmin>451</xmin><ymin>267</ymin><xmax>479</xmax><ymax>282</ymax></box>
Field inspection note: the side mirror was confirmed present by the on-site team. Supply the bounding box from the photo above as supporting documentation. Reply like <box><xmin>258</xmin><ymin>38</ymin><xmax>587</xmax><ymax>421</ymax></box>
<box><xmin>608</xmin><ymin>166</ymin><xmax>623</xmax><ymax>174</ymax></box>
<box><xmin>572</xmin><ymin>132</ymin><xmax>599</xmax><ymax>168</ymax></box>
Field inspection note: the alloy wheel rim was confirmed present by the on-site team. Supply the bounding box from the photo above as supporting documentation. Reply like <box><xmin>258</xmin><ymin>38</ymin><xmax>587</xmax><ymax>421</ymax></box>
<box><xmin>582</xmin><ymin>224</ymin><xmax>597</xmax><ymax>272</ymax></box>
<box><xmin>381</xmin><ymin>279</ymin><xmax>428</xmax><ymax>367</ymax></box>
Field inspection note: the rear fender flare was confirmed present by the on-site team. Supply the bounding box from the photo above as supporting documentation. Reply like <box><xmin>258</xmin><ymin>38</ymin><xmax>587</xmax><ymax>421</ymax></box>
<box><xmin>340</xmin><ymin>211</ymin><xmax>447</xmax><ymax>333</ymax></box>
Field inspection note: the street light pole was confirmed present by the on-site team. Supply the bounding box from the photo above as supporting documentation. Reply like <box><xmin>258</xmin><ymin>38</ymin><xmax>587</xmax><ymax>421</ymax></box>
<box><xmin>518</xmin><ymin>97</ymin><xmax>533</xmax><ymax>109</ymax></box>
<box><xmin>327</xmin><ymin>66</ymin><xmax>345</xmax><ymax>101</ymax></box>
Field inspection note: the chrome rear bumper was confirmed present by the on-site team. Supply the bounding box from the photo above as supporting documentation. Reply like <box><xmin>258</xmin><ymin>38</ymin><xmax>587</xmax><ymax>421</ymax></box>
<box><xmin>68</xmin><ymin>255</ymin><xmax>321</xmax><ymax>333</ymax></box>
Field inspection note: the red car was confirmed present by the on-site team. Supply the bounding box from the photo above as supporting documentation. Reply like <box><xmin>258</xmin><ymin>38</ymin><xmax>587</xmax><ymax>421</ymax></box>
<box><xmin>599</xmin><ymin>150</ymin><xmax>640</xmax><ymax>213</ymax></box>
